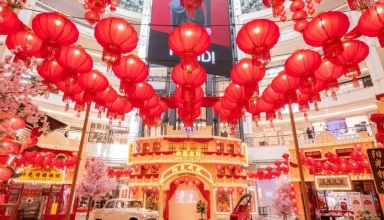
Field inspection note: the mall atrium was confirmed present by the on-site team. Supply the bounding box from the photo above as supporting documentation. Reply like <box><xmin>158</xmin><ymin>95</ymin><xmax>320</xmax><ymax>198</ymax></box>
<box><xmin>0</xmin><ymin>0</ymin><xmax>383</xmax><ymax>220</ymax></box>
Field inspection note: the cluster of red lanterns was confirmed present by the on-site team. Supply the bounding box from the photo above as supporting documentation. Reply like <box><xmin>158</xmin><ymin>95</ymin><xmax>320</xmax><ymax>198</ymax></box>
<box><xmin>217</xmin><ymin>186</ymin><xmax>243</xmax><ymax>195</ymax></box>
<box><xmin>262</xmin><ymin>0</ymin><xmax>286</xmax><ymax>21</ymax></box>
<box><xmin>214</xmin><ymin>141</ymin><xmax>242</xmax><ymax>154</ymax></box>
<box><xmin>247</xmin><ymin>153</ymin><xmax>290</xmax><ymax>180</ymax></box>
<box><xmin>300</xmin><ymin>144</ymin><xmax>371</xmax><ymax>175</ymax></box>
<box><xmin>173</xmin><ymin>177</ymin><xmax>201</xmax><ymax>186</ymax></box>
<box><xmin>289</xmin><ymin>183</ymin><xmax>300</xmax><ymax>215</ymax></box>
<box><xmin>130</xmin><ymin>186</ymin><xmax>158</xmax><ymax>195</ymax></box>
<box><xmin>135</xmin><ymin>140</ymin><xmax>162</xmax><ymax>153</ymax></box>
<box><xmin>168</xmin><ymin>22</ymin><xmax>210</xmax><ymax>126</ymax></box>
<box><xmin>15</xmin><ymin>150</ymin><xmax>78</xmax><ymax>168</ymax></box>
<box><xmin>107</xmin><ymin>163</ymin><xmax>162</xmax><ymax>179</ymax></box>
<box><xmin>215</xmin><ymin>164</ymin><xmax>243</xmax><ymax>174</ymax></box>
<box><xmin>83</xmin><ymin>0</ymin><xmax>118</xmax><ymax>26</ymax></box>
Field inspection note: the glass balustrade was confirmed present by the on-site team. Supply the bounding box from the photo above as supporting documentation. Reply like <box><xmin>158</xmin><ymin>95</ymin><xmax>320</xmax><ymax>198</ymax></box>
<box><xmin>117</xmin><ymin>0</ymin><xmax>143</xmax><ymax>12</ymax></box>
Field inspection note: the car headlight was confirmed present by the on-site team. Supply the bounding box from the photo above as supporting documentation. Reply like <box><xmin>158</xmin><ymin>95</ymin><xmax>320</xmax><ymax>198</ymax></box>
<box><xmin>156</xmin><ymin>213</ymin><xmax>159</xmax><ymax>217</ymax></box>
<box><xmin>142</xmin><ymin>213</ymin><xmax>147</xmax><ymax>218</ymax></box>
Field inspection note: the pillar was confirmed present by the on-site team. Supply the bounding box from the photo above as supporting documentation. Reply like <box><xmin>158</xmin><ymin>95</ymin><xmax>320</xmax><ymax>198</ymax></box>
<box><xmin>243</xmin><ymin>112</ymin><xmax>254</xmax><ymax>147</ymax></box>
<box><xmin>128</xmin><ymin>109</ymin><xmax>140</xmax><ymax>142</ymax></box>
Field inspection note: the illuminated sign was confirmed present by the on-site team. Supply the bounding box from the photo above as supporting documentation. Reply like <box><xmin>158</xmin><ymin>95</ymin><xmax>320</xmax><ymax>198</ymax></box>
<box><xmin>16</xmin><ymin>167</ymin><xmax>64</xmax><ymax>183</ymax></box>
<box><xmin>175</xmin><ymin>151</ymin><xmax>201</xmax><ymax>160</ymax></box>
<box><xmin>314</xmin><ymin>175</ymin><xmax>352</xmax><ymax>190</ymax></box>
<box><xmin>160</xmin><ymin>163</ymin><xmax>213</xmax><ymax>184</ymax></box>
<box><xmin>367</xmin><ymin>148</ymin><xmax>384</xmax><ymax>193</ymax></box>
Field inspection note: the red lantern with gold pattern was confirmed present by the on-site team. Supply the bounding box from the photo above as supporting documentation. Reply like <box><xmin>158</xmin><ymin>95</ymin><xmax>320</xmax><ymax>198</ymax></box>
<box><xmin>56</xmin><ymin>45</ymin><xmax>93</xmax><ymax>84</ymax></box>
<box><xmin>315</xmin><ymin>59</ymin><xmax>344</xmax><ymax>100</ymax></box>
<box><xmin>236</xmin><ymin>19</ymin><xmax>280</xmax><ymax>65</ymax></box>
<box><xmin>284</xmin><ymin>49</ymin><xmax>321</xmax><ymax>86</ymax></box>
<box><xmin>112</xmin><ymin>54</ymin><xmax>149</xmax><ymax>94</ymax></box>
<box><xmin>77</xmin><ymin>70</ymin><xmax>109</xmax><ymax>103</ymax></box>
<box><xmin>168</xmin><ymin>22</ymin><xmax>210</xmax><ymax>71</ymax></box>
<box><xmin>37</xmin><ymin>59</ymin><xmax>63</xmax><ymax>98</ymax></box>
<box><xmin>329</xmin><ymin>40</ymin><xmax>369</xmax><ymax>87</ymax></box>
<box><xmin>6</xmin><ymin>30</ymin><xmax>42</xmax><ymax>63</ymax></box>
<box><xmin>32</xmin><ymin>12</ymin><xmax>79</xmax><ymax>58</ymax></box>
<box><xmin>271</xmin><ymin>71</ymin><xmax>301</xmax><ymax>103</ymax></box>
<box><xmin>95</xmin><ymin>17</ymin><xmax>139</xmax><ymax>69</ymax></box>
<box><xmin>303</xmin><ymin>11</ymin><xmax>350</xmax><ymax>58</ymax></box>
<box><xmin>230</xmin><ymin>58</ymin><xmax>266</xmax><ymax>97</ymax></box>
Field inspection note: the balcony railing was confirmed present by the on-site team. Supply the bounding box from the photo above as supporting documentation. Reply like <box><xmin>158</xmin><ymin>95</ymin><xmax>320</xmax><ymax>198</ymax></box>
<box><xmin>117</xmin><ymin>0</ymin><xmax>143</xmax><ymax>12</ymax></box>
<box><xmin>239</xmin><ymin>0</ymin><xmax>268</xmax><ymax>14</ymax></box>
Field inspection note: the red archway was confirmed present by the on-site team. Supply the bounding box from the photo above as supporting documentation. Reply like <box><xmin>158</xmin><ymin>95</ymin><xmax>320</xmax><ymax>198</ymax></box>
<box><xmin>163</xmin><ymin>178</ymin><xmax>210</xmax><ymax>220</ymax></box>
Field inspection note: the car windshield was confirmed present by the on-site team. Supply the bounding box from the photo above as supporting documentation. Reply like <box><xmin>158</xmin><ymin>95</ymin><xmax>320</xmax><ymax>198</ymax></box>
<box><xmin>124</xmin><ymin>201</ymin><xmax>142</xmax><ymax>208</ymax></box>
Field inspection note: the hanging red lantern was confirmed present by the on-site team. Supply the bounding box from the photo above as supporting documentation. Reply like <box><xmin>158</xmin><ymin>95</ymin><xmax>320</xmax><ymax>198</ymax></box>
<box><xmin>347</xmin><ymin>0</ymin><xmax>372</xmax><ymax>11</ymax></box>
<box><xmin>303</xmin><ymin>11</ymin><xmax>350</xmax><ymax>58</ymax></box>
<box><xmin>237</xmin><ymin>187</ymin><xmax>244</xmax><ymax>195</ymax></box>
<box><xmin>230</xmin><ymin>58</ymin><xmax>266</xmax><ymax>97</ymax></box>
<box><xmin>194</xmin><ymin>180</ymin><xmax>201</xmax><ymax>186</ymax></box>
<box><xmin>294</xmin><ymin>19</ymin><xmax>308</xmax><ymax>33</ymax></box>
<box><xmin>261</xmin><ymin>86</ymin><xmax>286</xmax><ymax>119</ymax></box>
<box><xmin>256</xmin><ymin>98</ymin><xmax>277</xmax><ymax>127</ymax></box>
<box><xmin>0</xmin><ymin>5</ymin><xmax>21</xmax><ymax>35</ymax></box>
<box><xmin>128</xmin><ymin>82</ymin><xmax>155</xmax><ymax>108</ymax></box>
<box><xmin>131</xmin><ymin>187</ymin><xmax>138</xmax><ymax>194</ymax></box>
<box><xmin>290</xmin><ymin>0</ymin><xmax>305</xmax><ymax>11</ymax></box>
<box><xmin>292</xmin><ymin>10</ymin><xmax>308</xmax><ymax>22</ymax></box>
<box><xmin>142</xmin><ymin>186</ymin><xmax>148</xmax><ymax>192</ymax></box>
<box><xmin>358</xmin><ymin>3</ymin><xmax>384</xmax><ymax>46</ymax></box>
<box><xmin>77</xmin><ymin>70</ymin><xmax>109</xmax><ymax>103</ymax></box>
<box><xmin>262</xmin><ymin>0</ymin><xmax>285</xmax><ymax>17</ymax></box>
<box><xmin>284</xmin><ymin>49</ymin><xmax>321</xmax><ymax>86</ymax></box>
<box><xmin>237</xmin><ymin>19</ymin><xmax>280</xmax><ymax>65</ymax></box>
<box><xmin>224</xmin><ymin>83</ymin><xmax>252</xmax><ymax>108</ymax></box>
<box><xmin>328</xmin><ymin>40</ymin><xmax>369</xmax><ymax>87</ymax></box>
<box><xmin>94</xmin><ymin>17</ymin><xmax>139</xmax><ymax>69</ymax></box>
<box><xmin>0</xmin><ymin>167</ymin><xmax>12</xmax><ymax>181</ymax></box>
<box><xmin>56</xmin><ymin>45</ymin><xmax>93</xmax><ymax>84</ymax></box>
<box><xmin>94</xmin><ymin>85</ymin><xmax>118</xmax><ymax>117</ymax></box>
<box><xmin>37</xmin><ymin>59</ymin><xmax>63</xmax><ymax>98</ymax></box>
<box><xmin>315</xmin><ymin>59</ymin><xmax>344</xmax><ymax>100</ymax></box>
<box><xmin>0</xmin><ymin>141</ymin><xmax>19</xmax><ymax>155</ymax></box>
<box><xmin>296</xmin><ymin>91</ymin><xmax>311</xmax><ymax>121</ymax></box>
<box><xmin>245</xmin><ymin>98</ymin><xmax>261</xmax><ymax>127</ymax></box>
<box><xmin>139</xmin><ymin>96</ymin><xmax>160</xmax><ymax>117</ymax></box>
<box><xmin>174</xmin><ymin>179</ymin><xmax>180</xmax><ymax>185</ymax></box>
<box><xmin>152</xmin><ymin>187</ymin><xmax>158</xmax><ymax>194</ymax></box>
<box><xmin>105</xmin><ymin>96</ymin><xmax>126</xmax><ymax>124</ymax></box>
<box><xmin>218</xmin><ymin>187</ymin><xmax>224</xmax><ymax>193</ymax></box>
<box><xmin>299</xmin><ymin>80</ymin><xmax>325</xmax><ymax>111</ymax></box>
<box><xmin>168</xmin><ymin>22</ymin><xmax>210</xmax><ymax>71</ymax></box>
<box><xmin>84</xmin><ymin>10</ymin><xmax>100</xmax><ymax>26</ymax></box>
<box><xmin>56</xmin><ymin>80</ymin><xmax>84</xmax><ymax>110</ymax></box>
<box><xmin>271</xmin><ymin>71</ymin><xmax>301</xmax><ymax>103</ymax></box>
<box><xmin>112</xmin><ymin>54</ymin><xmax>149</xmax><ymax>94</ymax></box>
<box><xmin>5</xmin><ymin>30</ymin><xmax>42</xmax><ymax>63</ymax></box>
<box><xmin>32</xmin><ymin>12</ymin><xmax>79</xmax><ymax>58</ymax></box>
<box><xmin>171</xmin><ymin>64</ymin><xmax>206</xmax><ymax>88</ymax></box>
<box><xmin>180</xmin><ymin>0</ymin><xmax>202</xmax><ymax>17</ymax></box>
<box><xmin>1</xmin><ymin>117</ymin><xmax>26</xmax><ymax>130</ymax></box>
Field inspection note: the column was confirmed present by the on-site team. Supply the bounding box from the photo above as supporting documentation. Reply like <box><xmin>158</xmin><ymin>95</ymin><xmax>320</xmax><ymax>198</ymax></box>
<box><xmin>206</xmin><ymin>74</ymin><xmax>213</xmax><ymax>129</ymax></box>
<box><xmin>128</xmin><ymin>109</ymin><xmax>140</xmax><ymax>143</ymax></box>
<box><xmin>243</xmin><ymin>112</ymin><xmax>254</xmax><ymax>147</ymax></box>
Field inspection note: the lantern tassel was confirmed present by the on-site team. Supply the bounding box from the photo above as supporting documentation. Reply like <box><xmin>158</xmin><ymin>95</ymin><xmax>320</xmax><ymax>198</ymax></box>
<box><xmin>352</xmin><ymin>78</ymin><xmax>359</xmax><ymax>88</ymax></box>
<box><xmin>270</xmin><ymin>120</ymin><xmax>274</xmax><ymax>128</ymax></box>
<box><xmin>44</xmin><ymin>91</ymin><xmax>50</xmax><ymax>99</ymax></box>
<box><xmin>118</xmin><ymin>121</ymin><xmax>122</xmax><ymax>127</ymax></box>
<box><xmin>304</xmin><ymin>112</ymin><xmax>308</xmax><ymax>121</ymax></box>
<box><xmin>322</xmin><ymin>36</ymin><xmax>344</xmax><ymax>58</ymax></box>
<box><xmin>278</xmin><ymin>110</ymin><xmax>282</xmax><ymax>120</ymax></box>
<box><xmin>64</xmin><ymin>103</ymin><xmax>69</xmax><ymax>112</ymax></box>
<box><xmin>76</xmin><ymin>111</ymin><xmax>81</xmax><ymax>117</ymax></box>
<box><xmin>332</xmin><ymin>90</ymin><xmax>337</xmax><ymax>101</ymax></box>
<box><xmin>255</xmin><ymin>120</ymin><xmax>259</xmax><ymax>127</ymax></box>
<box><xmin>252</xmin><ymin>45</ymin><xmax>271</xmax><ymax>66</ymax></box>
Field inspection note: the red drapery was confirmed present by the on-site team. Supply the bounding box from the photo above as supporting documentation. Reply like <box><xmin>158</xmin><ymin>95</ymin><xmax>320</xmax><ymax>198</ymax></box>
<box><xmin>164</xmin><ymin>137</ymin><xmax>213</xmax><ymax>143</ymax></box>
<box><xmin>163</xmin><ymin>180</ymin><xmax>210</xmax><ymax>220</ymax></box>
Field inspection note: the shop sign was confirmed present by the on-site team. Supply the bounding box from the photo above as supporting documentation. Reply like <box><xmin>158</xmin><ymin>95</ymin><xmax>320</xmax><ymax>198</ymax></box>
<box><xmin>314</xmin><ymin>175</ymin><xmax>352</xmax><ymax>190</ymax></box>
<box><xmin>367</xmin><ymin>148</ymin><xmax>384</xmax><ymax>193</ymax></box>
<box><xmin>16</xmin><ymin>167</ymin><xmax>64</xmax><ymax>183</ymax></box>
<box><xmin>160</xmin><ymin>163</ymin><xmax>213</xmax><ymax>183</ymax></box>
<box><xmin>175</xmin><ymin>151</ymin><xmax>201</xmax><ymax>160</ymax></box>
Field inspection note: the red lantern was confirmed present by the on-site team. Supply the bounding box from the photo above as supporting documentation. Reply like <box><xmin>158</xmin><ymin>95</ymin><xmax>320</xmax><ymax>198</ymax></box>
<box><xmin>216</xmin><ymin>165</ymin><xmax>222</xmax><ymax>171</ymax></box>
<box><xmin>299</xmin><ymin>80</ymin><xmax>325</xmax><ymax>111</ymax></box>
<box><xmin>32</xmin><ymin>12</ymin><xmax>79</xmax><ymax>58</ymax></box>
<box><xmin>236</xmin><ymin>19</ymin><xmax>280</xmax><ymax>65</ymax></box>
<box><xmin>194</xmin><ymin>180</ymin><xmax>201</xmax><ymax>186</ymax></box>
<box><xmin>271</xmin><ymin>71</ymin><xmax>301</xmax><ymax>104</ymax></box>
<box><xmin>184</xmin><ymin>177</ymin><xmax>190</xmax><ymax>183</ymax></box>
<box><xmin>5</xmin><ymin>30</ymin><xmax>42</xmax><ymax>63</ymax></box>
<box><xmin>284</xmin><ymin>49</ymin><xmax>321</xmax><ymax>86</ymax></box>
<box><xmin>292</xmin><ymin>10</ymin><xmax>308</xmax><ymax>22</ymax></box>
<box><xmin>218</xmin><ymin>187</ymin><xmax>224</xmax><ymax>193</ymax></box>
<box><xmin>294</xmin><ymin>19</ymin><xmax>308</xmax><ymax>33</ymax></box>
<box><xmin>0</xmin><ymin>141</ymin><xmax>19</xmax><ymax>155</ymax></box>
<box><xmin>94</xmin><ymin>17</ymin><xmax>138</xmax><ymax>69</ymax></box>
<box><xmin>154</xmin><ymin>164</ymin><xmax>161</xmax><ymax>170</ymax></box>
<box><xmin>180</xmin><ymin>0</ymin><xmax>202</xmax><ymax>17</ymax></box>
<box><xmin>261</xmin><ymin>86</ymin><xmax>286</xmax><ymax>118</ymax></box>
<box><xmin>131</xmin><ymin>187</ymin><xmax>138</xmax><ymax>194</ymax></box>
<box><xmin>94</xmin><ymin>85</ymin><xmax>118</xmax><ymax>117</ymax></box>
<box><xmin>303</xmin><ymin>11</ymin><xmax>350</xmax><ymax>58</ymax></box>
<box><xmin>142</xmin><ymin>186</ymin><xmax>148</xmax><ymax>192</ymax></box>
<box><xmin>315</xmin><ymin>59</ymin><xmax>344</xmax><ymax>100</ymax></box>
<box><xmin>1</xmin><ymin>117</ymin><xmax>26</xmax><ymax>130</ymax></box>
<box><xmin>84</xmin><ymin>10</ymin><xmax>100</xmax><ymax>26</ymax></box>
<box><xmin>256</xmin><ymin>98</ymin><xmax>276</xmax><ymax>127</ymax></box>
<box><xmin>168</xmin><ymin>22</ymin><xmax>210</xmax><ymax>71</ymax></box>
<box><xmin>228</xmin><ymin>187</ymin><xmax>234</xmax><ymax>194</ymax></box>
<box><xmin>231</xmin><ymin>58</ymin><xmax>265</xmax><ymax>97</ymax></box>
<box><xmin>174</xmin><ymin>179</ymin><xmax>180</xmax><ymax>185</ymax></box>
<box><xmin>56</xmin><ymin>45</ymin><xmax>93</xmax><ymax>84</ymax></box>
<box><xmin>77</xmin><ymin>70</ymin><xmax>109</xmax><ymax>103</ymax></box>
<box><xmin>237</xmin><ymin>187</ymin><xmax>244</xmax><ymax>195</ymax></box>
<box><xmin>358</xmin><ymin>3</ymin><xmax>384</xmax><ymax>47</ymax></box>
<box><xmin>152</xmin><ymin>187</ymin><xmax>158</xmax><ymax>194</ymax></box>
<box><xmin>0</xmin><ymin>5</ymin><xmax>21</xmax><ymax>35</ymax></box>
<box><xmin>37</xmin><ymin>59</ymin><xmax>64</xmax><ymax>98</ymax></box>
<box><xmin>112</xmin><ymin>54</ymin><xmax>149</xmax><ymax>94</ymax></box>
<box><xmin>262</xmin><ymin>0</ymin><xmax>285</xmax><ymax>17</ymax></box>
<box><xmin>224</xmin><ymin>83</ymin><xmax>252</xmax><ymax>107</ymax></box>
<box><xmin>0</xmin><ymin>167</ymin><xmax>12</xmax><ymax>181</ymax></box>
<box><xmin>282</xmin><ymin>153</ymin><xmax>290</xmax><ymax>159</ymax></box>
<box><xmin>245</xmin><ymin>98</ymin><xmax>261</xmax><ymax>127</ymax></box>
<box><xmin>171</xmin><ymin>64</ymin><xmax>206</xmax><ymax>88</ymax></box>
<box><xmin>144</xmin><ymin>164</ymin><xmax>150</xmax><ymax>170</ymax></box>
<box><xmin>227</xmin><ymin>165</ymin><xmax>233</xmax><ymax>171</ymax></box>
<box><xmin>128</xmin><ymin>82</ymin><xmax>155</xmax><ymax>108</ymax></box>
<box><xmin>328</xmin><ymin>40</ymin><xmax>369</xmax><ymax>87</ymax></box>
<box><xmin>56</xmin><ymin>80</ymin><xmax>83</xmax><ymax>105</ymax></box>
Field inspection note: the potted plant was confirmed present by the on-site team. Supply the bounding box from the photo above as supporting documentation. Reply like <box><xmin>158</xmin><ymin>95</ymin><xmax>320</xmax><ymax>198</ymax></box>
<box><xmin>196</xmin><ymin>200</ymin><xmax>206</xmax><ymax>220</ymax></box>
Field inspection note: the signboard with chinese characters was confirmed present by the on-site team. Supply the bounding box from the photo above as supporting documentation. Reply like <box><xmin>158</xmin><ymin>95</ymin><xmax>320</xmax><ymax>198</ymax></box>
<box><xmin>16</xmin><ymin>167</ymin><xmax>64</xmax><ymax>183</ymax></box>
<box><xmin>314</xmin><ymin>175</ymin><xmax>352</xmax><ymax>190</ymax></box>
<box><xmin>175</xmin><ymin>151</ymin><xmax>201</xmax><ymax>160</ymax></box>
<box><xmin>367</xmin><ymin>148</ymin><xmax>384</xmax><ymax>193</ymax></box>
<box><xmin>160</xmin><ymin>163</ymin><xmax>213</xmax><ymax>184</ymax></box>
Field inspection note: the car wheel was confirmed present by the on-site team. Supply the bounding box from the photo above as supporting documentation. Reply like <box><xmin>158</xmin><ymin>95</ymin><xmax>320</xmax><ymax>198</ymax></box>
<box><xmin>95</xmin><ymin>219</ymin><xmax>102</xmax><ymax>220</ymax></box>
<box><xmin>128</xmin><ymin>218</ymin><xmax>138</xmax><ymax>220</ymax></box>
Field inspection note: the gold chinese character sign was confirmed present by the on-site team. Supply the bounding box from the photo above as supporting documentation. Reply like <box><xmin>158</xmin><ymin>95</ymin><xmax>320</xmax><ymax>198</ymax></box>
<box><xmin>160</xmin><ymin>163</ymin><xmax>213</xmax><ymax>184</ymax></box>
<box><xmin>314</xmin><ymin>175</ymin><xmax>352</xmax><ymax>191</ymax></box>
<box><xmin>367</xmin><ymin>148</ymin><xmax>384</xmax><ymax>194</ymax></box>
<box><xmin>16</xmin><ymin>167</ymin><xmax>64</xmax><ymax>183</ymax></box>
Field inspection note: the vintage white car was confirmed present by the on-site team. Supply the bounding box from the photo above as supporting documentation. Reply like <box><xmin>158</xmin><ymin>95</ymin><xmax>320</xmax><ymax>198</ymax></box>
<box><xmin>90</xmin><ymin>198</ymin><xmax>159</xmax><ymax>220</ymax></box>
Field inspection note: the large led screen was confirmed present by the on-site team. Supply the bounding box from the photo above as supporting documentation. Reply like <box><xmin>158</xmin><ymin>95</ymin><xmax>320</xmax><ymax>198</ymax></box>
<box><xmin>147</xmin><ymin>0</ymin><xmax>233</xmax><ymax>77</ymax></box>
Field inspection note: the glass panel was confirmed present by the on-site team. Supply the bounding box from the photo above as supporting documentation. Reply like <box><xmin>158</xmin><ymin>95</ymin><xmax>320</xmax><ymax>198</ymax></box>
<box><xmin>105</xmin><ymin>201</ymin><xmax>115</xmax><ymax>208</ymax></box>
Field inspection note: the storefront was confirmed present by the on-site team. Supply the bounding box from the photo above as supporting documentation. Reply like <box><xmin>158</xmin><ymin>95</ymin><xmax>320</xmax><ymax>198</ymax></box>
<box><xmin>124</xmin><ymin>126</ymin><xmax>256</xmax><ymax>220</ymax></box>
<box><xmin>288</xmin><ymin>130</ymin><xmax>382</xmax><ymax>219</ymax></box>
